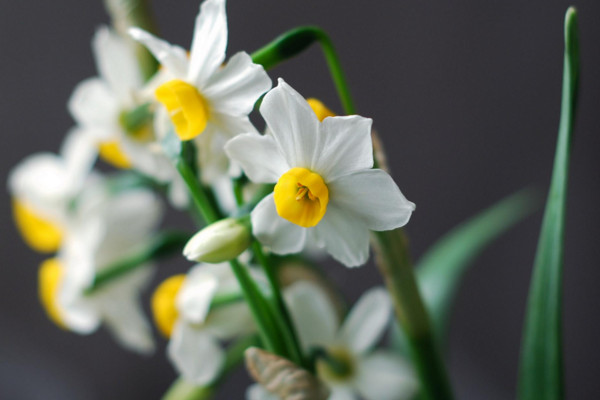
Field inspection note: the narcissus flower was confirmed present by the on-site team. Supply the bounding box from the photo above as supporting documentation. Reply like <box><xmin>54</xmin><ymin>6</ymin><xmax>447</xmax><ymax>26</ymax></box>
<box><xmin>225</xmin><ymin>79</ymin><xmax>415</xmax><ymax>267</ymax></box>
<box><xmin>8</xmin><ymin>130</ymin><xmax>96</xmax><ymax>252</ymax></box>
<box><xmin>38</xmin><ymin>187</ymin><xmax>163</xmax><ymax>354</ymax></box>
<box><xmin>151</xmin><ymin>263</ymin><xmax>256</xmax><ymax>384</ymax></box>
<box><xmin>248</xmin><ymin>282</ymin><xmax>417</xmax><ymax>400</ymax></box>
<box><xmin>130</xmin><ymin>0</ymin><xmax>271</xmax><ymax>182</ymax></box>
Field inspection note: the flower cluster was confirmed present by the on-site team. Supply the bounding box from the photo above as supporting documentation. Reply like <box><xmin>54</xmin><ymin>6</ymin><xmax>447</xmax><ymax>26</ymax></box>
<box><xmin>9</xmin><ymin>0</ymin><xmax>420</xmax><ymax>398</ymax></box>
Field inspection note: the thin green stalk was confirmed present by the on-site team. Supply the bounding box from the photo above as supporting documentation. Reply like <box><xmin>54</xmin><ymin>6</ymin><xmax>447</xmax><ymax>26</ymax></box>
<box><xmin>518</xmin><ymin>8</ymin><xmax>579</xmax><ymax>400</ymax></box>
<box><xmin>175</xmin><ymin>155</ymin><xmax>219</xmax><ymax>224</ymax></box>
<box><xmin>251</xmin><ymin>26</ymin><xmax>356</xmax><ymax>115</ymax></box>
<box><xmin>85</xmin><ymin>231</ymin><xmax>189</xmax><ymax>294</ymax></box>
<box><xmin>252</xmin><ymin>241</ymin><xmax>305</xmax><ymax>368</ymax></box>
<box><xmin>372</xmin><ymin>229</ymin><xmax>454</xmax><ymax>400</ymax></box>
<box><xmin>103</xmin><ymin>0</ymin><xmax>159</xmax><ymax>80</ymax></box>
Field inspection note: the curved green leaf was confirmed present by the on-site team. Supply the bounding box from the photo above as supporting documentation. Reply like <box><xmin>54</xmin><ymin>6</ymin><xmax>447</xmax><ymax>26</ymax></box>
<box><xmin>518</xmin><ymin>8</ymin><xmax>579</xmax><ymax>400</ymax></box>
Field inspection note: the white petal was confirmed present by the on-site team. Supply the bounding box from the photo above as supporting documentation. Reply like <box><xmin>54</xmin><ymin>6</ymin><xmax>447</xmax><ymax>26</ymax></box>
<box><xmin>314</xmin><ymin>116</ymin><xmax>373</xmax><ymax>180</ymax></box>
<box><xmin>188</xmin><ymin>0</ymin><xmax>228</xmax><ymax>86</ymax></box>
<box><xmin>168</xmin><ymin>322</ymin><xmax>224</xmax><ymax>385</ymax></box>
<box><xmin>285</xmin><ymin>281</ymin><xmax>338</xmax><ymax>350</ymax></box>
<box><xmin>259</xmin><ymin>79</ymin><xmax>320</xmax><ymax>169</ymax></box>
<box><xmin>354</xmin><ymin>352</ymin><xmax>418</xmax><ymax>400</ymax></box>
<box><xmin>177</xmin><ymin>269</ymin><xmax>219</xmax><ymax>324</ymax></box>
<box><xmin>339</xmin><ymin>287</ymin><xmax>391</xmax><ymax>354</ymax></box>
<box><xmin>246</xmin><ymin>384</ymin><xmax>280</xmax><ymax>400</ymax></box>
<box><xmin>60</xmin><ymin>128</ymin><xmax>98</xmax><ymax>192</ymax></box>
<box><xmin>204</xmin><ymin>52</ymin><xmax>271</xmax><ymax>115</ymax></box>
<box><xmin>328</xmin><ymin>169</ymin><xmax>415</xmax><ymax>231</ymax></box>
<box><xmin>9</xmin><ymin>153</ymin><xmax>70</xmax><ymax>207</ymax></box>
<box><xmin>129</xmin><ymin>28</ymin><xmax>189</xmax><ymax>78</ymax></box>
<box><xmin>98</xmin><ymin>281</ymin><xmax>156</xmax><ymax>354</ymax></box>
<box><xmin>68</xmin><ymin>77</ymin><xmax>119</xmax><ymax>135</ymax></box>
<box><xmin>224</xmin><ymin>132</ymin><xmax>288</xmax><ymax>183</ymax></box>
<box><xmin>92</xmin><ymin>26</ymin><xmax>142</xmax><ymax>102</ymax></box>
<box><xmin>204</xmin><ymin>302</ymin><xmax>255</xmax><ymax>339</ymax></box>
<box><xmin>251</xmin><ymin>194</ymin><xmax>307</xmax><ymax>254</ymax></box>
<box><xmin>312</xmin><ymin>206</ymin><xmax>369</xmax><ymax>267</ymax></box>
<box><xmin>329</xmin><ymin>386</ymin><xmax>358</xmax><ymax>400</ymax></box>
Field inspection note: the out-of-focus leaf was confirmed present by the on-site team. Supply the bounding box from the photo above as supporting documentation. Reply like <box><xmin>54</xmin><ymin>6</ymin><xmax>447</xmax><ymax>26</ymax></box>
<box><xmin>390</xmin><ymin>189</ymin><xmax>539</xmax><ymax>354</ymax></box>
<box><xmin>518</xmin><ymin>8</ymin><xmax>579</xmax><ymax>400</ymax></box>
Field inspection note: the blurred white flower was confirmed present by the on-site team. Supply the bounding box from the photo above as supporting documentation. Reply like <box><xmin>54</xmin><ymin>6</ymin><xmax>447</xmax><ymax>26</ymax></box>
<box><xmin>38</xmin><ymin>186</ymin><xmax>163</xmax><ymax>354</ymax></box>
<box><xmin>130</xmin><ymin>0</ymin><xmax>272</xmax><ymax>183</ymax></box>
<box><xmin>68</xmin><ymin>26</ymin><xmax>188</xmax><ymax>207</ymax></box>
<box><xmin>8</xmin><ymin>130</ymin><xmax>96</xmax><ymax>252</ymax></box>
<box><xmin>247</xmin><ymin>282</ymin><xmax>417</xmax><ymax>400</ymax></box>
<box><xmin>225</xmin><ymin>79</ymin><xmax>415</xmax><ymax>267</ymax></box>
<box><xmin>152</xmin><ymin>262</ymin><xmax>257</xmax><ymax>385</ymax></box>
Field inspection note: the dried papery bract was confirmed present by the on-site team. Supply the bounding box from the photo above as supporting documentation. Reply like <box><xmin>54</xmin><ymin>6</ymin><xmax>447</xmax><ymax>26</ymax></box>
<box><xmin>245</xmin><ymin>347</ymin><xmax>330</xmax><ymax>400</ymax></box>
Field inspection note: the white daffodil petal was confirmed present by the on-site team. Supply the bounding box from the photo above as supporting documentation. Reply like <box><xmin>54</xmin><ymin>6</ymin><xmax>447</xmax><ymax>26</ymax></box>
<box><xmin>328</xmin><ymin>169</ymin><xmax>415</xmax><ymax>231</ymax></box>
<box><xmin>98</xmin><ymin>290</ymin><xmax>155</xmax><ymax>355</ymax></box>
<box><xmin>354</xmin><ymin>351</ymin><xmax>418</xmax><ymax>400</ymax></box>
<box><xmin>339</xmin><ymin>287</ymin><xmax>391</xmax><ymax>354</ymax></box>
<box><xmin>315</xmin><ymin>115</ymin><xmax>373</xmax><ymax>180</ymax></box>
<box><xmin>68</xmin><ymin>77</ymin><xmax>119</xmax><ymax>134</ymax></box>
<box><xmin>329</xmin><ymin>386</ymin><xmax>358</xmax><ymax>400</ymax></box>
<box><xmin>177</xmin><ymin>270</ymin><xmax>219</xmax><ymax>324</ymax></box>
<box><xmin>285</xmin><ymin>281</ymin><xmax>338</xmax><ymax>350</ymax></box>
<box><xmin>246</xmin><ymin>384</ymin><xmax>280</xmax><ymax>400</ymax></box>
<box><xmin>204</xmin><ymin>51</ymin><xmax>271</xmax><ymax>116</ymax></box>
<box><xmin>204</xmin><ymin>302</ymin><xmax>255</xmax><ymax>339</ymax></box>
<box><xmin>9</xmin><ymin>153</ymin><xmax>71</xmax><ymax>206</ymax></box>
<box><xmin>129</xmin><ymin>28</ymin><xmax>189</xmax><ymax>78</ymax></box>
<box><xmin>225</xmin><ymin>132</ymin><xmax>288</xmax><ymax>183</ymax></box>
<box><xmin>188</xmin><ymin>0</ymin><xmax>228</xmax><ymax>86</ymax></box>
<box><xmin>168</xmin><ymin>322</ymin><xmax>225</xmax><ymax>385</ymax></box>
<box><xmin>312</xmin><ymin>206</ymin><xmax>369</xmax><ymax>268</ymax></box>
<box><xmin>251</xmin><ymin>194</ymin><xmax>307</xmax><ymax>254</ymax></box>
<box><xmin>60</xmin><ymin>129</ymin><xmax>98</xmax><ymax>191</ymax></box>
<box><xmin>92</xmin><ymin>26</ymin><xmax>142</xmax><ymax>102</ymax></box>
<box><xmin>260</xmin><ymin>79</ymin><xmax>320</xmax><ymax>168</ymax></box>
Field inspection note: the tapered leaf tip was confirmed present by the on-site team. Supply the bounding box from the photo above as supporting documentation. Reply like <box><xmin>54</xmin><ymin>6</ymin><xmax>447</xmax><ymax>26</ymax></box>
<box><xmin>564</xmin><ymin>7</ymin><xmax>578</xmax><ymax>48</ymax></box>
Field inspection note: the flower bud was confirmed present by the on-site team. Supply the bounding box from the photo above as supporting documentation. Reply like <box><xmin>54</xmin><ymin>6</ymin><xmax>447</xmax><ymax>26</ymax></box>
<box><xmin>183</xmin><ymin>217</ymin><xmax>251</xmax><ymax>263</ymax></box>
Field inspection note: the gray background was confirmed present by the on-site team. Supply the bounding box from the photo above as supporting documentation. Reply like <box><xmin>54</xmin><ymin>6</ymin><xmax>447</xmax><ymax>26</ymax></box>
<box><xmin>1</xmin><ymin>0</ymin><xmax>599</xmax><ymax>399</ymax></box>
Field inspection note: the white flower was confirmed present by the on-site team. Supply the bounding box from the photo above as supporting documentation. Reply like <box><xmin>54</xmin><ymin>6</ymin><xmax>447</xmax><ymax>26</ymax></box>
<box><xmin>38</xmin><ymin>186</ymin><xmax>163</xmax><ymax>354</ymax></box>
<box><xmin>225</xmin><ymin>79</ymin><xmax>415</xmax><ymax>267</ymax></box>
<box><xmin>68</xmin><ymin>26</ymin><xmax>187</xmax><ymax>207</ymax></box>
<box><xmin>247</xmin><ymin>282</ymin><xmax>417</xmax><ymax>400</ymax></box>
<box><xmin>8</xmin><ymin>129</ymin><xmax>97</xmax><ymax>252</ymax></box>
<box><xmin>129</xmin><ymin>0</ymin><xmax>272</xmax><ymax>182</ymax></box>
<box><xmin>152</xmin><ymin>263</ymin><xmax>257</xmax><ymax>385</ymax></box>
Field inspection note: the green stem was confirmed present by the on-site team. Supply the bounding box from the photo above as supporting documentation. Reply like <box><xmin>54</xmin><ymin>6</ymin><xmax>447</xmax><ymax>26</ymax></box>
<box><xmin>252</xmin><ymin>241</ymin><xmax>305</xmax><ymax>368</ymax></box>
<box><xmin>176</xmin><ymin>143</ymin><xmax>220</xmax><ymax>224</ymax></box>
<box><xmin>251</xmin><ymin>26</ymin><xmax>356</xmax><ymax>115</ymax></box>
<box><xmin>85</xmin><ymin>231</ymin><xmax>189</xmax><ymax>294</ymax></box>
<box><xmin>372</xmin><ymin>229</ymin><xmax>454</xmax><ymax>400</ymax></box>
<box><xmin>103</xmin><ymin>0</ymin><xmax>159</xmax><ymax>81</ymax></box>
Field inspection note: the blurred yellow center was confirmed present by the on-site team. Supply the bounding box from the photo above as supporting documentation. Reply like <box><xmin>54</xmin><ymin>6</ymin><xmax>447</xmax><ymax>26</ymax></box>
<box><xmin>307</xmin><ymin>98</ymin><xmax>336</xmax><ymax>121</ymax></box>
<box><xmin>98</xmin><ymin>141</ymin><xmax>132</xmax><ymax>169</ymax></box>
<box><xmin>155</xmin><ymin>79</ymin><xmax>209</xmax><ymax>141</ymax></box>
<box><xmin>39</xmin><ymin>258</ymin><xmax>66</xmax><ymax>329</ymax></box>
<box><xmin>316</xmin><ymin>346</ymin><xmax>356</xmax><ymax>383</ymax></box>
<box><xmin>151</xmin><ymin>274</ymin><xmax>186</xmax><ymax>338</ymax></box>
<box><xmin>274</xmin><ymin>168</ymin><xmax>329</xmax><ymax>228</ymax></box>
<box><xmin>12</xmin><ymin>199</ymin><xmax>63</xmax><ymax>253</ymax></box>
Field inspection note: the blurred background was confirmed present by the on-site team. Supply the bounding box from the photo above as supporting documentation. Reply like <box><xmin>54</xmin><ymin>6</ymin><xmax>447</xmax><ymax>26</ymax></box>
<box><xmin>1</xmin><ymin>0</ymin><xmax>599</xmax><ymax>398</ymax></box>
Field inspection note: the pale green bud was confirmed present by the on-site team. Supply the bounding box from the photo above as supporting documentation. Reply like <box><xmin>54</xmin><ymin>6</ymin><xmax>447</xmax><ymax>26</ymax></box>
<box><xmin>183</xmin><ymin>217</ymin><xmax>251</xmax><ymax>263</ymax></box>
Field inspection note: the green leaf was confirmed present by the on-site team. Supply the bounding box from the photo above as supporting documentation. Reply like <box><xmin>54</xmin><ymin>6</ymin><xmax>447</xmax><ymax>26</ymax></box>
<box><xmin>416</xmin><ymin>189</ymin><xmax>540</xmax><ymax>343</ymax></box>
<box><xmin>518</xmin><ymin>7</ymin><xmax>579</xmax><ymax>400</ymax></box>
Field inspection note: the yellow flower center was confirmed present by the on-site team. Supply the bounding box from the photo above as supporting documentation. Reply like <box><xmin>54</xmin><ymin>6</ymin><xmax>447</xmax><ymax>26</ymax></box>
<box><xmin>98</xmin><ymin>140</ymin><xmax>132</xmax><ymax>169</ymax></box>
<box><xmin>155</xmin><ymin>79</ymin><xmax>210</xmax><ymax>141</ymax></box>
<box><xmin>307</xmin><ymin>98</ymin><xmax>336</xmax><ymax>121</ymax></box>
<box><xmin>274</xmin><ymin>168</ymin><xmax>329</xmax><ymax>228</ymax></box>
<box><xmin>151</xmin><ymin>274</ymin><xmax>186</xmax><ymax>338</ymax></box>
<box><xmin>38</xmin><ymin>258</ymin><xmax>66</xmax><ymax>329</ymax></box>
<box><xmin>12</xmin><ymin>199</ymin><xmax>63</xmax><ymax>253</ymax></box>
